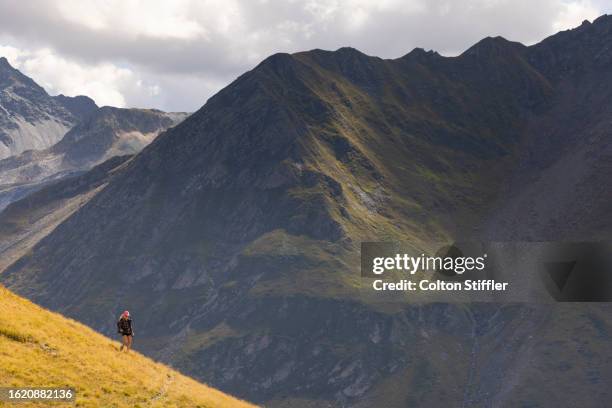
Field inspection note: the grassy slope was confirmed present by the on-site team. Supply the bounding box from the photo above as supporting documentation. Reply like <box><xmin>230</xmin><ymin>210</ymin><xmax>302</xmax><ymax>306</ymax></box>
<box><xmin>0</xmin><ymin>286</ymin><xmax>255</xmax><ymax>408</ymax></box>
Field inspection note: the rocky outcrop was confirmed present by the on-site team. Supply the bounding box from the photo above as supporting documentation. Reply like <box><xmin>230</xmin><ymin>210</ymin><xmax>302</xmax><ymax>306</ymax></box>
<box><xmin>0</xmin><ymin>107</ymin><xmax>188</xmax><ymax>211</ymax></box>
<box><xmin>0</xmin><ymin>57</ymin><xmax>95</xmax><ymax>159</ymax></box>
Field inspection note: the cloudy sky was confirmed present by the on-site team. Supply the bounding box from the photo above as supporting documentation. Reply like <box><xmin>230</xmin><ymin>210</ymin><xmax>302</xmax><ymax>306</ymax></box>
<box><xmin>0</xmin><ymin>0</ymin><xmax>609</xmax><ymax>111</ymax></box>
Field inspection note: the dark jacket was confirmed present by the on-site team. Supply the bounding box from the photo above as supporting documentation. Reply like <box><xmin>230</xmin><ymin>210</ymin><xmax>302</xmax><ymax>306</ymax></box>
<box><xmin>117</xmin><ymin>318</ymin><xmax>133</xmax><ymax>335</ymax></box>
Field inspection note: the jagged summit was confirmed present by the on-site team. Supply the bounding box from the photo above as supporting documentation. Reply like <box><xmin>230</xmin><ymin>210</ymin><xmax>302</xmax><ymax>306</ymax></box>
<box><xmin>0</xmin><ymin>58</ymin><xmax>187</xmax><ymax>211</ymax></box>
<box><xmin>461</xmin><ymin>35</ymin><xmax>526</xmax><ymax>57</ymax></box>
<box><xmin>402</xmin><ymin>47</ymin><xmax>441</xmax><ymax>59</ymax></box>
<box><xmin>253</xmin><ymin>51</ymin><xmax>296</xmax><ymax>73</ymax></box>
<box><xmin>0</xmin><ymin>57</ymin><xmax>45</xmax><ymax>93</ymax></box>
<box><xmin>593</xmin><ymin>13</ymin><xmax>612</xmax><ymax>24</ymax></box>
<box><xmin>0</xmin><ymin>106</ymin><xmax>187</xmax><ymax>211</ymax></box>
<box><xmin>0</xmin><ymin>59</ymin><xmax>96</xmax><ymax>122</ymax></box>
<box><xmin>53</xmin><ymin>94</ymin><xmax>98</xmax><ymax>120</ymax></box>
<box><xmin>0</xmin><ymin>57</ymin><xmax>79</xmax><ymax>158</ymax></box>
<box><xmin>53</xmin><ymin>106</ymin><xmax>185</xmax><ymax>162</ymax></box>
<box><xmin>334</xmin><ymin>46</ymin><xmax>368</xmax><ymax>56</ymax></box>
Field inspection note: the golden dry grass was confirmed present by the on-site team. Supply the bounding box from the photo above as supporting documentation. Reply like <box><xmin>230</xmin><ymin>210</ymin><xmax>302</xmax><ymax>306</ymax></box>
<box><xmin>0</xmin><ymin>286</ymin><xmax>257</xmax><ymax>408</ymax></box>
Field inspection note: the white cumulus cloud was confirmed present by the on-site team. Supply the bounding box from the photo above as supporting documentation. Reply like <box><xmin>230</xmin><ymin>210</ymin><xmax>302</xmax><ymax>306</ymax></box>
<box><xmin>0</xmin><ymin>45</ymin><xmax>160</xmax><ymax>108</ymax></box>
<box><xmin>553</xmin><ymin>0</ymin><xmax>601</xmax><ymax>32</ymax></box>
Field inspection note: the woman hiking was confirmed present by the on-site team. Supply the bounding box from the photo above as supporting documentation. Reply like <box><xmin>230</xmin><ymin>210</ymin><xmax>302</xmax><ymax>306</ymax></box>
<box><xmin>117</xmin><ymin>310</ymin><xmax>134</xmax><ymax>352</ymax></box>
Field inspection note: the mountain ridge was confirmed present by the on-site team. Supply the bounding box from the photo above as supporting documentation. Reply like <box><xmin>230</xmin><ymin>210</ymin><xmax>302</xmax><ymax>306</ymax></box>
<box><xmin>0</xmin><ymin>105</ymin><xmax>188</xmax><ymax>211</ymax></box>
<box><xmin>0</xmin><ymin>57</ymin><xmax>96</xmax><ymax>158</ymax></box>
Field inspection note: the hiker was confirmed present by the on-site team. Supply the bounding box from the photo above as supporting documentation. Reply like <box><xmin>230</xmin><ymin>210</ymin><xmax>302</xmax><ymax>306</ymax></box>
<box><xmin>117</xmin><ymin>310</ymin><xmax>134</xmax><ymax>352</ymax></box>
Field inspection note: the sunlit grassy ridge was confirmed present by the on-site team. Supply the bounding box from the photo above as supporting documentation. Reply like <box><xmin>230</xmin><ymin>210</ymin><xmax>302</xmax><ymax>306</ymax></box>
<box><xmin>0</xmin><ymin>286</ymin><xmax>256</xmax><ymax>408</ymax></box>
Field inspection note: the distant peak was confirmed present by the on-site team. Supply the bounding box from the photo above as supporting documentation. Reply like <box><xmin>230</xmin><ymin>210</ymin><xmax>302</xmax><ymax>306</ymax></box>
<box><xmin>97</xmin><ymin>105</ymin><xmax>123</xmax><ymax>114</ymax></box>
<box><xmin>335</xmin><ymin>46</ymin><xmax>361</xmax><ymax>54</ymax></box>
<box><xmin>0</xmin><ymin>56</ymin><xmax>44</xmax><ymax>93</ymax></box>
<box><xmin>0</xmin><ymin>56</ymin><xmax>13</xmax><ymax>69</ymax></box>
<box><xmin>55</xmin><ymin>93</ymin><xmax>96</xmax><ymax>103</ymax></box>
<box><xmin>402</xmin><ymin>47</ymin><xmax>440</xmax><ymax>60</ymax></box>
<box><xmin>407</xmin><ymin>47</ymin><xmax>426</xmax><ymax>54</ymax></box>
<box><xmin>295</xmin><ymin>47</ymin><xmax>369</xmax><ymax>61</ymax></box>
<box><xmin>257</xmin><ymin>52</ymin><xmax>295</xmax><ymax>71</ymax></box>
<box><xmin>334</xmin><ymin>47</ymin><xmax>371</xmax><ymax>59</ymax></box>
<box><xmin>477</xmin><ymin>36</ymin><xmax>511</xmax><ymax>45</ymax></box>
<box><xmin>53</xmin><ymin>94</ymin><xmax>99</xmax><ymax>120</ymax></box>
<box><xmin>461</xmin><ymin>36</ymin><xmax>524</xmax><ymax>57</ymax></box>
<box><xmin>593</xmin><ymin>14</ymin><xmax>612</xmax><ymax>25</ymax></box>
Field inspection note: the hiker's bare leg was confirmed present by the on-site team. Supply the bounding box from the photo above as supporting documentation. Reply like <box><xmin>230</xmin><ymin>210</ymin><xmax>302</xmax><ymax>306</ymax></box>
<box><xmin>127</xmin><ymin>335</ymin><xmax>133</xmax><ymax>352</ymax></box>
<box><xmin>121</xmin><ymin>335</ymin><xmax>128</xmax><ymax>351</ymax></box>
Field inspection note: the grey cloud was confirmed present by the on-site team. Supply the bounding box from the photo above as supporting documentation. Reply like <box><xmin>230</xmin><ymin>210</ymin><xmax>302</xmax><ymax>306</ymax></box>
<box><xmin>0</xmin><ymin>1</ymin><xmax>239</xmax><ymax>77</ymax></box>
<box><xmin>0</xmin><ymin>0</ymin><xmax>607</xmax><ymax>111</ymax></box>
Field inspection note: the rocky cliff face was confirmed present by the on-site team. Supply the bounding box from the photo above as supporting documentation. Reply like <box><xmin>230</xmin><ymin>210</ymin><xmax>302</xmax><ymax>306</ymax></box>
<box><xmin>3</xmin><ymin>16</ymin><xmax>612</xmax><ymax>407</ymax></box>
<box><xmin>0</xmin><ymin>57</ymin><xmax>95</xmax><ymax>159</ymax></box>
<box><xmin>0</xmin><ymin>107</ymin><xmax>188</xmax><ymax>211</ymax></box>
<box><xmin>52</xmin><ymin>94</ymin><xmax>97</xmax><ymax>121</ymax></box>
<box><xmin>480</xmin><ymin>17</ymin><xmax>612</xmax><ymax>241</ymax></box>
